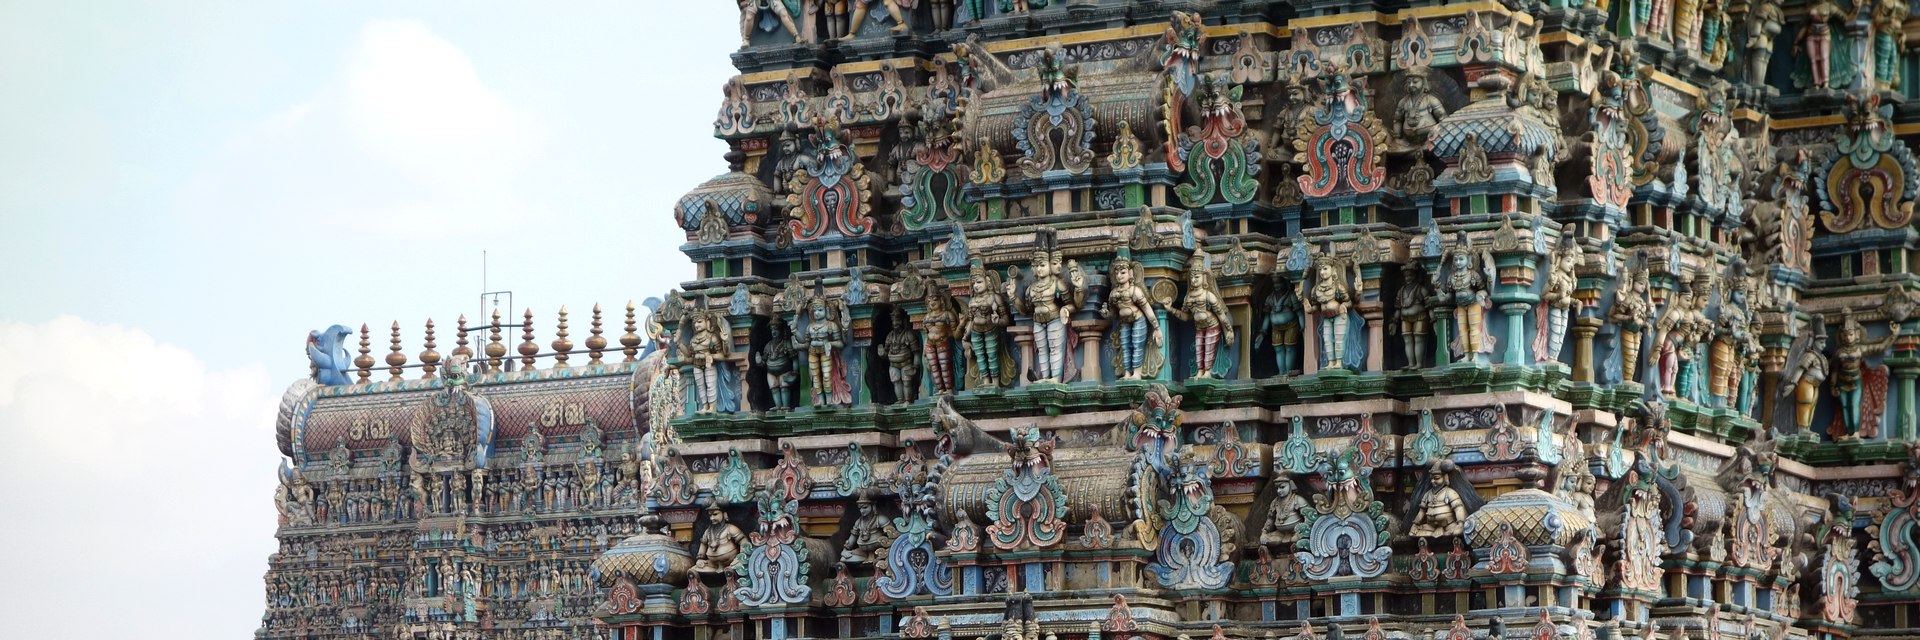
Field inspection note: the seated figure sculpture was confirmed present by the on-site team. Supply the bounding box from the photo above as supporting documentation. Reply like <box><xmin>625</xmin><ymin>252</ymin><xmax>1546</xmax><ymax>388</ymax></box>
<box><xmin>692</xmin><ymin>502</ymin><xmax>748</xmax><ymax>573</ymax></box>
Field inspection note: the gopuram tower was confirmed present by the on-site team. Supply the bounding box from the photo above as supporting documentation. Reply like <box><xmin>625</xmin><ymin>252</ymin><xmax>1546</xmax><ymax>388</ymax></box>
<box><xmin>259</xmin><ymin>2</ymin><xmax>1920</xmax><ymax>640</ymax></box>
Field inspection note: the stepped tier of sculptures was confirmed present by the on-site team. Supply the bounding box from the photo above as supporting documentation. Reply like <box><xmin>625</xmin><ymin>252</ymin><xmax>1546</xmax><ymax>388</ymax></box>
<box><xmin>260</xmin><ymin>1</ymin><xmax>1920</xmax><ymax>640</ymax></box>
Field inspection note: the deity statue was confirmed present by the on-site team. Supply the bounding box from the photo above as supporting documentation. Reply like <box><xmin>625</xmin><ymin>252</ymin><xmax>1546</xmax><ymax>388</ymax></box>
<box><xmin>761</xmin><ymin>316</ymin><xmax>798</xmax><ymax>411</ymax></box>
<box><xmin>1831</xmin><ymin>308</ymin><xmax>1904</xmax><ymax>439</ymax></box>
<box><xmin>738</xmin><ymin>0</ymin><xmax>804</xmax><ymax>45</ymax></box>
<box><xmin>1710</xmin><ymin>265</ymin><xmax>1756</xmax><ymax>408</ymax></box>
<box><xmin>1006</xmin><ymin>230</ymin><xmax>1085</xmax><ymax>383</ymax></box>
<box><xmin>882</xmin><ymin>306</ymin><xmax>921</xmax><ymax>404</ymax></box>
<box><xmin>1257</xmin><ymin>274</ymin><xmax>1304</xmax><ymax>376</ymax></box>
<box><xmin>923</xmin><ymin>289</ymin><xmax>959</xmax><ymax>394</ymax></box>
<box><xmin>1611</xmin><ymin>266</ymin><xmax>1654</xmax><ymax>383</ymax></box>
<box><xmin>1301</xmin><ymin>252</ymin><xmax>1358</xmax><ymax>371</ymax></box>
<box><xmin>1541</xmin><ymin>233</ymin><xmax>1585</xmax><ymax>364</ymax></box>
<box><xmin>1168</xmin><ymin>254</ymin><xmax>1234</xmax><ymax>380</ymax></box>
<box><xmin>1873</xmin><ymin>0</ymin><xmax>1908</xmax><ymax>91</ymax></box>
<box><xmin>844</xmin><ymin>0</ymin><xmax>911</xmax><ymax>40</ymax></box>
<box><xmin>1406</xmin><ymin>461</ymin><xmax>1482</xmax><ymax>539</ymax></box>
<box><xmin>1701</xmin><ymin>0</ymin><xmax>1732</xmax><ymax>65</ymax></box>
<box><xmin>692</xmin><ymin>502</ymin><xmax>748</xmax><ymax>574</ymax></box>
<box><xmin>795</xmin><ymin>290</ymin><xmax>851</xmax><ymax>408</ymax></box>
<box><xmin>1435</xmin><ymin>231</ymin><xmax>1494</xmax><ymax>363</ymax></box>
<box><xmin>1745</xmin><ymin>0</ymin><xmax>1785</xmax><ymax>83</ymax></box>
<box><xmin>1654</xmin><ymin>274</ymin><xmax>1702</xmax><ymax>400</ymax></box>
<box><xmin>964</xmin><ymin>260</ymin><xmax>1013</xmax><ymax>388</ymax></box>
<box><xmin>1674</xmin><ymin>0</ymin><xmax>1702</xmax><ymax>54</ymax></box>
<box><xmin>1645</xmin><ymin>0</ymin><xmax>1673</xmax><ymax>43</ymax></box>
<box><xmin>1796</xmin><ymin>0</ymin><xmax>1842</xmax><ymax>90</ymax></box>
<box><xmin>1104</xmin><ymin>247</ymin><xmax>1163</xmax><ymax>380</ymax></box>
<box><xmin>840</xmin><ymin>490</ymin><xmax>899</xmax><ymax>564</ymax></box>
<box><xmin>1392</xmin><ymin>260</ymin><xmax>1434</xmax><ymax>370</ymax></box>
<box><xmin>1258</xmin><ymin>476</ymin><xmax>1311</xmax><ymax>547</ymax></box>
<box><xmin>1390</xmin><ymin>68</ymin><xmax>1449</xmax><ymax>153</ymax></box>
<box><xmin>685</xmin><ymin>309</ymin><xmax>730</xmax><ymax>414</ymax></box>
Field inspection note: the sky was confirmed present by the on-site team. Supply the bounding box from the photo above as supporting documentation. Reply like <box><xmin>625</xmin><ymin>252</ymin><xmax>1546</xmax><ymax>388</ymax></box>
<box><xmin>0</xmin><ymin>2</ymin><xmax>734</xmax><ymax>637</ymax></box>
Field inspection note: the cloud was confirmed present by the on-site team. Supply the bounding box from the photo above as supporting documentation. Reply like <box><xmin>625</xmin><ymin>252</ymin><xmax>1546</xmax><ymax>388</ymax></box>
<box><xmin>0</xmin><ymin>316</ymin><xmax>281</xmax><ymax>639</ymax></box>
<box><xmin>176</xmin><ymin>19</ymin><xmax>543</xmax><ymax>239</ymax></box>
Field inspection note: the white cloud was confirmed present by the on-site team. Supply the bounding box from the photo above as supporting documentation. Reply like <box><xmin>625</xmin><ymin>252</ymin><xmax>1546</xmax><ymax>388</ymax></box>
<box><xmin>174</xmin><ymin>19</ymin><xmax>543</xmax><ymax>239</ymax></box>
<box><xmin>0</xmin><ymin>316</ymin><xmax>281</xmax><ymax>639</ymax></box>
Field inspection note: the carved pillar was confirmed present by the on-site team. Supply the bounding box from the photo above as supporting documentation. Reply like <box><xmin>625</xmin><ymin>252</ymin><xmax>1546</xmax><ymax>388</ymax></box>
<box><xmin>1501</xmin><ymin>303</ymin><xmax>1530</xmax><ymax>365</ymax></box>
<box><xmin>1074</xmin><ymin>320</ymin><xmax>1110</xmax><ymax>383</ymax></box>
<box><xmin>1573</xmin><ymin>318</ymin><xmax>1601</xmax><ymax>383</ymax></box>
<box><xmin>1894</xmin><ymin>364</ymin><xmax>1918</xmax><ymax>440</ymax></box>
<box><xmin>1303</xmin><ymin>306</ymin><xmax>1321</xmax><ymax>375</ymax></box>
<box><xmin>1010</xmin><ymin>324</ymin><xmax>1035</xmax><ymax>385</ymax></box>
<box><xmin>1359</xmin><ymin>262</ymin><xmax>1386</xmax><ymax>373</ymax></box>
<box><xmin>1430</xmin><ymin>305</ymin><xmax>1453</xmax><ymax>367</ymax></box>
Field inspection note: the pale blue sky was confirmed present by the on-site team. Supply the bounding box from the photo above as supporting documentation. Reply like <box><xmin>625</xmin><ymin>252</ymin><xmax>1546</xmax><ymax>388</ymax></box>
<box><xmin>0</xmin><ymin>2</ymin><xmax>734</xmax><ymax>636</ymax></box>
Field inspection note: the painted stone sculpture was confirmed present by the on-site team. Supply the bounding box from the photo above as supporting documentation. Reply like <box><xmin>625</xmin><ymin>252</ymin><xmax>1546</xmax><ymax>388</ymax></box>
<box><xmin>762</xmin><ymin>316</ymin><xmax>798</xmax><ymax>410</ymax></box>
<box><xmin>1302</xmin><ymin>251</ymin><xmax>1359</xmax><ymax>371</ymax></box>
<box><xmin>1174</xmin><ymin>74</ymin><xmax>1262</xmax><ymax>208</ymax></box>
<box><xmin>963</xmin><ymin>260</ymin><xmax>1014</xmax><ymax>389</ymax></box>
<box><xmin>1147</xmin><ymin>449</ymin><xmax>1235</xmax><ymax>590</ymax></box>
<box><xmin>1406</xmin><ymin>460</ymin><xmax>1483</xmax><ymax>539</ymax></box>
<box><xmin>1539</xmin><ymin>233</ymin><xmax>1585</xmax><ymax>364</ymax></box>
<box><xmin>983</xmin><ymin>425</ymin><xmax>1068</xmax><ymax>550</ymax></box>
<box><xmin>1393</xmin><ymin>260</ymin><xmax>1434</xmax><ymax>370</ymax></box>
<box><xmin>1293</xmin><ymin>64</ymin><xmax>1388</xmax><ymax>198</ymax></box>
<box><xmin>1258</xmin><ymin>273</ymin><xmax>1304</xmax><ymax>376</ymax></box>
<box><xmin>733</xmin><ymin>490</ymin><xmax>814</xmax><ymax>607</ymax></box>
<box><xmin>786</xmin><ymin>119</ymin><xmax>874</xmax><ymax>242</ymax></box>
<box><xmin>795</xmin><ymin>290</ymin><xmax>853</xmax><ymax>408</ymax></box>
<box><xmin>882</xmin><ymin>306</ymin><xmax>922</xmax><ymax>404</ymax></box>
<box><xmin>684</xmin><ymin>308</ymin><xmax>732</xmax><ymax>414</ymax></box>
<box><xmin>922</xmin><ymin>289</ymin><xmax>960</xmax><ymax>395</ymax></box>
<box><xmin>840</xmin><ymin>490</ymin><xmax>899</xmax><ymax>565</ymax></box>
<box><xmin>693</xmin><ymin>501</ymin><xmax>749</xmax><ymax>574</ymax></box>
<box><xmin>1295</xmin><ymin>448</ymin><xmax>1393</xmax><ymax>580</ymax></box>
<box><xmin>1104</xmin><ymin>247</ymin><xmax>1163</xmax><ymax>380</ymax></box>
<box><xmin>1435</xmin><ymin>232</ymin><xmax>1494</xmax><ymax>364</ymax></box>
<box><xmin>1014</xmin><ymin>47</ymin><xmax>1096</xmax><ymax>178</ymax></box>
<box><xmin>1007</xmin><ymin>229</ymin><xmax>1085</xmax><ymax>383</ymax></box>
<box><xmin>1830</xmin><ymin>308</ymin><xmax>1902</xmax><ymax>440</ymax></box>
<box><xmin>1169</xmin><ymin>254</ymin><xmax>1234</xmax><ymax>380</ymax></box>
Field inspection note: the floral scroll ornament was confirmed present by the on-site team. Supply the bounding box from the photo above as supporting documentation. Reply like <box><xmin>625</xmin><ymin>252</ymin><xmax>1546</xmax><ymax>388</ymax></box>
<box><xmin>1292</xmin><ymin>62</ymin><xmax>1388</xmax><ymax>198</ymax></box>
<box><xmin>1147</xmin><ymin>451</ymin><xmax>1234</xmax><ymax>589</ymax></box>
<box><xmin>984</xmin><ymin>425</ymin><xmax>1069</xmax><ymax>550</ymax></box>
<box><xmin>1817</xmin><ymin>93</ymin><xmax>1919</xmax><ymax>233</ymax></box>
<box><xmin>1209</xmin><ymin>422</ymin><xmax>1259</xmax><ymax>477</ymax></box>
<box><xmin>1871</xmin><ymin>445</ymin><xmax>1920</xmax><ymax>592</ymax></box>
<box><xmin>1013</xmin><ymin>47</ymin><xmax>1097</xmax><ymax>178</ymax></box>
<box><xmin>1175</xmin><ymin>74</ymin><xmax>1262</xmax><ymax>208</ymax></box>
<box><xmin>1294</xmin><ymin>448</ymin><xmax>1393</xmax><ymax>580</ymax></box>
<box><xmin>732</xmin><ymin>490</ymin><xmax>812</xmax><ymax>607</ymax></box>
<box><xmin>785</xmin><ymin>118</ymin><xmax>875</xmax><ymax>242</ymax></box>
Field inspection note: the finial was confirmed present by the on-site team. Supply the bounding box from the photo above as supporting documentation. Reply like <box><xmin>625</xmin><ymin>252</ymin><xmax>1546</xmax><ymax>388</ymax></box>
<box><xmin>385</xmin><ymin>321</ymin><xmax>407</xmax><ymax>381</ymax></box>
<box><xmin>419</xmin><ymin>319</ymin><xmax>441</xmax><ymax>380</ymax></box>
<box><xmin>519</xmin><ymin>309</ymin><xmax>539</xmax><ymax>370</ymax></box>
<box><xmin>484</xmin><ymin>309</ymin><xmax>506</xmax><ymax>374</ymax></box>
<box><xmin>355</xmin><ymin>323</ymin><xmax>374</xmax><ymax>384</ymax></box>
<box><xmin>452</xmin><ymin>315</ymin><xmax>473</xmax><ymax>362</ymax></box>
<box><xmin>586</xmin><ymin>303</ymin><xmax>607</xmax><ymax>366</ymax></box>
<box><xmin>551</xmin><ymin>306</ymin><xmax>573</xmax><ymax>368</ymax></box>
<box><xmin>620</xmin><ymin>301</ymin><xmax>641</xmax><ymax>362</ymax></box>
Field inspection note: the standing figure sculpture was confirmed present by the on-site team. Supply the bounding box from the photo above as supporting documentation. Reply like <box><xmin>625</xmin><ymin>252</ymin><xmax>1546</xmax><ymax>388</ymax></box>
<box><xmin>1389</xmin><ymin>68</ymin><xmax>1449</xmax><ymax>153</ymax></box>
<box><xmin>882</xmin><ymin>306</ymin><xmax>922</xmax><ymax>404</ymax></box>
<box><xmin>762</xmin><ymin>316</ymin><xmax>798</xmax><ymax>411</ymax></box>
<box><xmin>1393</xmin><ymin>259</ymin><xmax>1434</xmax><ymax>369</ymax></box>
<box><xmin>923</xmin><ymin>290</ymin><xmax>959</xmax><ymax>394</ymax></box>
<box><xmin>1711</xmin><ymin>266</ymin><xmax>1755</xmax><ymax>408</ymax></box>
<box><xmin>1541</xmin><ymin>233</ymin><xmax>1585</xmax><ymax>364</ymax></box>
<box><xmin>797</xmin><ymin>291</ymin><xmax>852</xmax><ymax>408</ymax></box>
<box><xmin>686</xmin><ymin>309</ymin><xmax>731</xmax><ymax>414</ymax></box>
<box><xmin>1781</xmin><ymin>317</ymin><xmax>1831</xmax><ymax>434</ymax></box>
<box><xmin>1007</xmin><ymin>230</ymin><xmax>1085</xmax><ymax>383</ymax></box>
<box><xmin>1873</xmin><ymin>0</ymin><xmax>1908</xmax><ymax>91</ymax></box>
<box><xmin>1654</xmin><ymin>274</ymin><xmax>1698</xmax><ymax>399</ymax></box>
<box><xmin>1169</xmin><ymin>254</ymin><xmax>1235</xmax><ymax>380</ymax></box>
<box><xmin>1435</xmin><ymin>232</ymin><xmax>1495</xmax><ymax>363</ymax></box>
<box><xmin>1832</xmin><ymin>308</ymin><xmax>1903</xmax><ymax>439</ymax></box>
<box><xmin>1104</xmin><ymin>247</ymin><xmax>1163</xmax><ymax>380</ymax></box>
<box><xmin>1301</xmin><ymin>252</ymin><xmax>1358</xmax><ymax>371</ymax></box>
<box><xmin>1611</xmin><ymin>267</ymin><xmax>1654</xmax><ymax>383</ymax></box>
<box><xmin>845</xmin><ymin>0</ymin><xmax>911</xmax><ymax>40</ymax></box>
<box><xmin>1796</xmin><ymin>0</ymin><xmax>1842</xmax><ymax>90</ymax></box>
<box><xmin>964</xmin><ymin>260</ymin><xmax>1013</xmax><ymax>388</ymax></box>
<box><xmin>1745</xmin><ymin>0</ymin><xmax>1784</xmax><ymax>84</ymax></box>
<box><xmin>1257</xmin><ymin>274</ymin><xmax>1304</xmax><ymax>376</ymax></box>
<box><xmin>738</xmin><ymin>0</ymin><xmax>804</xmax><ymax>46</ymax></box>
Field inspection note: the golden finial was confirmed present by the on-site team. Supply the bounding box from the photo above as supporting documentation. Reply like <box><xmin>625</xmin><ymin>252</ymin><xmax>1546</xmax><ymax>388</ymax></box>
<box><xmin>386</xmin><ymin>321</ymin><xmax>407</xmax><ymax>381</ymax></box>
<box><xmin>519</xmin><ymin>308</ymin><xmax>539</xmax><ymax>370</ymax></box>
<box><xmin>452</xmin><ymin>315</ymin><xmax>473</xmax><ymax>362</ymax></box>
<box><xmin>620</xmin><ymin>301</ymin><xmax>641</xmax><ymax>362</ymax></box>
<box><xmin>551</xmin><ymin>306</ymin><xmax>574</xmax><ymax>368</ymax></box>
<box><xmin>586</xmin><ymin>303</ymin><xmax>607</xmax><ymax>366</ymax></box>
<box><xmin>419</xmin><ymin>319</ymin><xmax>441</xmax><ymax>380</ymax></box>
<box><xmin>354</xmin><ymin>323</ymin><xmax>374</xmax><ymax>384</ymax></box>
<box><xmin>484</xmin><ymin>309</ymin><xmax>506</xmax><ymax>374</ymax></box>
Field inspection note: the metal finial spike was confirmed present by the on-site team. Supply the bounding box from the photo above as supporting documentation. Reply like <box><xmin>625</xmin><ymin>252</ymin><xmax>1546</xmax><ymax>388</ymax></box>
<box><xmin>551</xmin><ymin>306</ymin><xmax>574</xmax><ymax>367</ymax></box>
<box><xmin>586</xmin><ymin>303</ymin><xmax>607</xmax><ymax>366</ymax></box>
<box><xmin>620</xmin><ymin>301</ymin><xmax>641</xmax><ymax>362</ymax></box>
<box><xmin>519</xmin><ymin>308</ymin><xmax>539</xmax><ymax>370</ymax></box>
<box><xmin>385</xmin><ymin>321</ymin><xmax>407</xmax><ymax>382</ymax></box>
<box><xmin>419</xmin><ymin>318</ymin><xmax>441</xmax><ymax>380</ymax></box>
<box><xmin>484</xmin><ymin>308</ymin><xmax>506</xmax><ymax>374</ymax></box>
<box><xmin>451</xmin><ymin>314</ymin><xmax>473</xmax><ymax>361</ymax></box>
<box><xmin>354</xmin><ymin>323</ymin><xmax>374</xmax><ymax>384</ymax></box>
